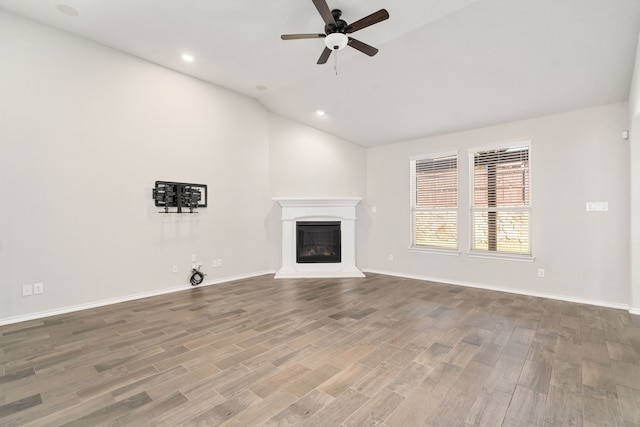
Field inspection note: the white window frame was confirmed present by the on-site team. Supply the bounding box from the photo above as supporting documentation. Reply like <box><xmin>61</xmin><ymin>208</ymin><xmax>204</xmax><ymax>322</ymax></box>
<box><xmin>468</xmin><ymin>141</ymin><xmax>534</xmax><ymax>261</ymax></box>
<box><xmin>409</xmin><ymin>151</ymin><xmax>459</xmax><ymax>254</ymax></box>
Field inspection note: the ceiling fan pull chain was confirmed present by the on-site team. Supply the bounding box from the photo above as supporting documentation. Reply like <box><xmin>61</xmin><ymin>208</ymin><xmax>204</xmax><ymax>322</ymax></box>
<box><xmin>334</xmin><ymin>50</ymin><xmax>338</xmax><ymax>76</ymax></box>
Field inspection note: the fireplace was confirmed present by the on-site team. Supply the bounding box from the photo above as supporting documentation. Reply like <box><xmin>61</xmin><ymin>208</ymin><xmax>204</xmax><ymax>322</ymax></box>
<box><xmin>297</xmin><ymin>221</ymin><xmax>341</xmax><ymax>263</ymax></box>
<box><xmin>273</xmin><ymin>197</ymin><xmax>364</xmax><ymax>278</ymax></box>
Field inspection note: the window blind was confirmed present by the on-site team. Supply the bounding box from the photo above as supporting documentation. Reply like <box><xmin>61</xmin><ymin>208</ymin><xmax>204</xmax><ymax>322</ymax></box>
<box><xmin>471</xmin><ymin>145</ymin><xmax>531</xmax><ymax>255</ymax></box>
<box><xmin>410</xmin><ymin>153</ymin><xmax>458</xmax><ymax>249</ymax></box>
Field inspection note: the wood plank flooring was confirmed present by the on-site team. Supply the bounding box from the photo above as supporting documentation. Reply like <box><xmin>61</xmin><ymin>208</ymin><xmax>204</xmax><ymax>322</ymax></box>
<box><xmin>1</xmin><ymin>273</ymin><xmax>640</xmax><ymax>426</ymax></box>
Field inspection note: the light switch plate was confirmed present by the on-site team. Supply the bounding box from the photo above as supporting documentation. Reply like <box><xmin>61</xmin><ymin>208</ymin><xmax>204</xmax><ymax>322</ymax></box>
<box><xmin>586</xmin><ymin>202</ymin><xmax>608</xmax><ymax>212</ymax></box>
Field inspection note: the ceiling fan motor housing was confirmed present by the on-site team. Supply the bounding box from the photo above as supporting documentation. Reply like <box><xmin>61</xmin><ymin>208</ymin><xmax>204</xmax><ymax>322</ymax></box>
<box><xmin>325</xmin><ymin>10</ymin><xmax>347</xmax><ymax>34</ymax></box>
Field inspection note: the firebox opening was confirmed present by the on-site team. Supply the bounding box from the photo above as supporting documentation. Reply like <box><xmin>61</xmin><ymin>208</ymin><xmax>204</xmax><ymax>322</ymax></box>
<box><xmin>296</xmin><ymin>221</ymin><xmax>341</xmax><ymax>264</ymax></box>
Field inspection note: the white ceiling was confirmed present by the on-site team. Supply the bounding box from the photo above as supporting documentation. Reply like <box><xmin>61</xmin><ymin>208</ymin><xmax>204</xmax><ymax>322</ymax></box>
<box><xmin>1</xmin><ymin>0</ymin><xmax>639</xmax><ymax>147</ymax></box>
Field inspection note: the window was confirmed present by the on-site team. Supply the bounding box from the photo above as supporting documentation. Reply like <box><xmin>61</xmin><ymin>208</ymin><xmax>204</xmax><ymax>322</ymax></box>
<box><xmin>470</xmin><ymin>143</ymin><xmax>531</xmax><ymax>256</ymax></box>
<box><xmin>410</xmin><ymin>153</ymin><xmax>458</xmax><ymax>250</ymax></box>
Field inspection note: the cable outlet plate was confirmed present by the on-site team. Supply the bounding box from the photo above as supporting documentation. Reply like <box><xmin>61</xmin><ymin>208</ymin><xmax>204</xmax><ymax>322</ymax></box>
<box><xmin>34</xmin><ymin>283</ymin><xmax>44</xmax><ymax>294</ymax></box>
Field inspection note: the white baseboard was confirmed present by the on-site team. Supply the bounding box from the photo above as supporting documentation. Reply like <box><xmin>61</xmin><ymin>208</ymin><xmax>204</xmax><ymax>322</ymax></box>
<box><xmin>363</xmin><ymin>269</ymin><xmax>631</xmax><ymax>312</ymax></box>
<box><xmin>0</xmin><ymin>270</ymin><xmax>275</xmax><ymax>326</ymax></box>
<box><xmin>3</xmin><ymin>269</ymin><xmax>634</xmax><ymax>326</ymax></box>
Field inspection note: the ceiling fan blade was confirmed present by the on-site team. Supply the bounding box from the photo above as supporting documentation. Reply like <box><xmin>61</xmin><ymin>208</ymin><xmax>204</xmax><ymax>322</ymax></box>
<box><xmin>346</xmin><ymin>9</ymin><xmax>389</xmax><ymax>33</ymax></box>
<box><xmin>317</xmin><ymin>47</ymin><xmax>332</xmax><ymax>64</ymax></box>
<box><xmin>281</xmin><ymin>33</ymin><xmax>325</xmax><ymax>40</ymax></box>
<box><xmin>347</xmin><ymin>38</ymin><xmax>379</xmax><ymax>56</ymax></box>
<box><xmin>312</xmin><ymin>0</ymin><xmax>336</xmax><ymax>26</ymax></box>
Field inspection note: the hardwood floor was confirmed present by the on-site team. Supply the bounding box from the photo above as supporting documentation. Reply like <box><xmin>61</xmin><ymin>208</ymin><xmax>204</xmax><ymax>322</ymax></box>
<box><xmin>1</xmin><ymin>273</ymin><xmax>640</xmax><ymax>426</ymax></box>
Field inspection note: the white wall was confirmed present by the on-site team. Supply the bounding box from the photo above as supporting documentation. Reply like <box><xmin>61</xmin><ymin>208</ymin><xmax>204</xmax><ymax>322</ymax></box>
<box><xmin>366</xmin><ymin>103</ymin><xmax>631</xmax><ymax>307</ymax></box>
<box><xmin>0</xmin><ymin>11</ymin><xmax>274</xmax><ymax>322</ymax></box>
<box><xmin>268</xmin><ymin>113</ymin><xmax>366</xmax><ymax>198</ymax></box>
<box><xmin>629</xmin><ymin>32</ymin><xmax>640</xmax><ymax>313</ymax></box>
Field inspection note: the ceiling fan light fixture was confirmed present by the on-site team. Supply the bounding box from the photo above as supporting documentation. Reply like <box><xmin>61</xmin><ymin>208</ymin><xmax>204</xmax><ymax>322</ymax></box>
<box><xmin>325</xmin><ymin>33</ymin><xmax>348</xmax><ymax>51</ymax></box>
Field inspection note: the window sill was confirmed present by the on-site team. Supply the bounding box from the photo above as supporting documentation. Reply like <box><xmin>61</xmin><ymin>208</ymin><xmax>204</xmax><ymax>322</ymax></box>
<box><xmin>409</xmin><ymin>247</ymin><xmax>461</xmax><ymax>256</ymax></box>
<box><xmin>467</xmin><ymin>251</ymin><xmax>535</xmax><ymax>262</ymax></box>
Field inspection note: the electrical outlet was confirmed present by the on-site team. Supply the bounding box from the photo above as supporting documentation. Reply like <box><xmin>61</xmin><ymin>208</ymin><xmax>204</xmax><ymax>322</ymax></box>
<box><xmin>388</xmin><ymin>254</ymin><xmax>394</xmax><ymax>262</ymax></box>
<box><xmin>191</xmin><ymin>254</ymin><xmax>197</xmax><ymax>262</ymax></box>
<box><xmin>212</xmin><ymin>259</ymin><xmax>222</xmax><ymax>268</ymax></box>
<box><xmin>34</xmin><ymin>282</ymin><xmax>44</xmax><ymax>294</ymax></box>
<box><xmin>537</xmin><ymin>268</ymin><xmax>545</xmax><ymax>278</ymax></box>
<box><xmin>172</xmin><ymin>265</ymin><xmax>178</xmax><ymax>273</ymax></box>
<box><xmin>22</xmin><ymin>284</ymin><xmax>33</xmax><ymax>297</ymax></box>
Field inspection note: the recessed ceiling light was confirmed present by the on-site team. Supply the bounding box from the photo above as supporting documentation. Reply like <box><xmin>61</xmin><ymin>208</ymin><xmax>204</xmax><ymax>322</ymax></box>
<box><xmin>182</xmin><ymin>54</ymin><xmax>194</xmax><ymax>62</ymax></box>
<box><xmin>316</xmin><ymin>110</ymin><xmax>326</xmax><ymax>117</ymax></box>
<box><xmin>55</xmin><ymin>4</ymin><xmax>79</xmax><ymax>16</ymax></box>
<box><xmin>256</xmin><ymin>85</ymin><xmax>267</xmax><ymax>91</ymax></box>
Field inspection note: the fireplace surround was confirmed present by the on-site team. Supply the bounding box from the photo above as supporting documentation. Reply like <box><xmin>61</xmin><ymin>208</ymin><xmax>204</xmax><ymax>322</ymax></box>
<box><xmin>273</xmin><ymin>197</ymin><xmax>364</xmax><ymax>278</ymax></box>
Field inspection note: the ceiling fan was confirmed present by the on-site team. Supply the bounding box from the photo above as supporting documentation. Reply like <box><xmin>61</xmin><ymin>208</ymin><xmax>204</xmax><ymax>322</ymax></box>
<box><xmin>281</xmin><ymin>0</ymin><xmax>389</xmax><ymax>64</ymax></box>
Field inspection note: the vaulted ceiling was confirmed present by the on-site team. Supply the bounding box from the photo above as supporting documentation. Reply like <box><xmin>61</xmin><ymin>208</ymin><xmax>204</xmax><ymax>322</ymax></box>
<box><xmin>2</xmin><ymin>0</ymin><xmax>639</xmax><ymax>146</ymax></box>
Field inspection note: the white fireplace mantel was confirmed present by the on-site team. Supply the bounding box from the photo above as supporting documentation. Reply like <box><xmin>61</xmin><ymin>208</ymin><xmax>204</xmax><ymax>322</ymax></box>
<box><xmin>273</xmin><ymin>197</ymin><xmax>365</xmax><ymax>279</ymax></box>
